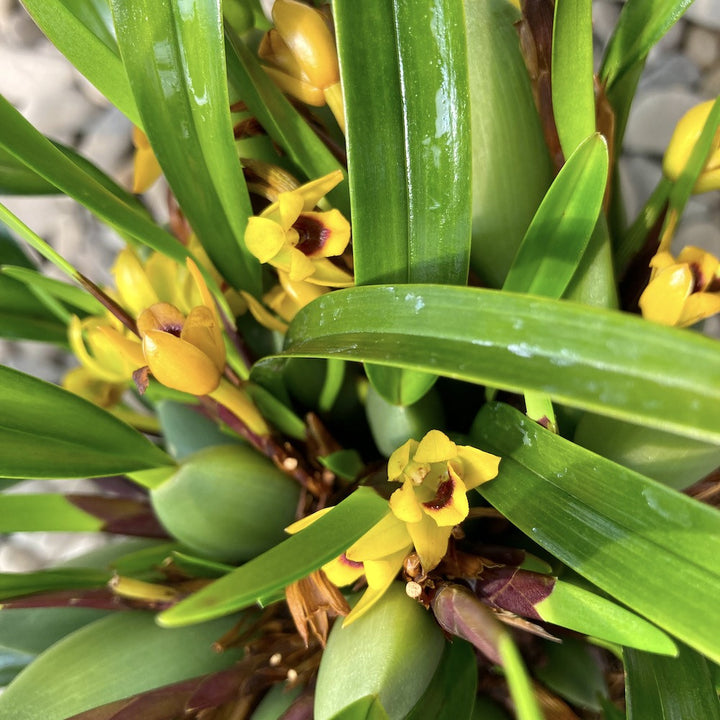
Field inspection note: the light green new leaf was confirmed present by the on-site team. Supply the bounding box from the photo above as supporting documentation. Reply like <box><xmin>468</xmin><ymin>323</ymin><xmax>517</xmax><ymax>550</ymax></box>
<box><xmin>472</xmin><ymin>403</ymin><xmax>720</xmax><ymax>663</ymax></box>
<box><xmin>274</xmin><ymin>285</ymin><xmax>720</xmax><ymax>443</ymax></box>
<box><xmin>110</xmin><ymin>0</ymin><xmax>261</xmax><ymax>295</ymax></box>
<box><xmin>498</xmin><ymin>634</ymin><xmax>543</xmax><ymax>720</ymax></box>
<box><xmin>601</xmin><ymin>0</ymin><xmax>693</xmax><ymax>90</ymax></box>
<box><xmin>552</xmin><ymin>0</ymin><xmax>595</xmax><ymax>157</ymax></box>
<box><xmin>158</xmin><ymin>487</ymin><xmax>388</xmax><ymax>627</ymax></box>
<box><xmin>20</xmin><ymin>0</ymin><xmax>139</xmax><ymax>125</ymax></box>
<box><xmin>503</xmin><ymin>133</ymin><xmax>608</xmax><ymax>298</ymax></box>
<box><xmin>625</xmin><ymin>644</ymin><xmax>720</xmax><ymax>720</ymax></box>
<box><xmin>0</xmin><ymin>612</ymin><xmax>244</xmax><ymax>720</ymax></box>
<box><xmin>0</xmin><ymin>495</ymin><xmax>102</xmax><ymax>533</ymax></box>
<box><xmin>0</xmin><ymin>365</ymin><xmax>173</xmax><ymax>478</ymax></box>
<box><xmin>223</xmin><ymin>28</ymin><xmax>349</xmax><ymax>214</ymax></box>
<box><xmin>0</xmin><ymin>568</ymin><xmax>110</xmax><ymax>601</ymax></box>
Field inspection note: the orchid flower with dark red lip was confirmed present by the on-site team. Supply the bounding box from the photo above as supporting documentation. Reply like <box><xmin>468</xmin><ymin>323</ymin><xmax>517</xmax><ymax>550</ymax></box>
<box><xmin>639</xmin><ymin>246</ymin><xmax>720</xmax><ymax>328</ymax></box>
<box><xmin>287</xmin><ymin>430</ymin><xmax>501</xmax><ymax>626</ymax></box>
<box><xmin>244</xmin><ymin>170</ymin><xmax>352</xmax><ymax>287</ymax></box>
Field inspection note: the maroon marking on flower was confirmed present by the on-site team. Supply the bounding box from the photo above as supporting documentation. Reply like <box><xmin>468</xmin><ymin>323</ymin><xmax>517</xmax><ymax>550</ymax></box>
<box><xmin>338</xmin><ymin>553</ymin><xmax>363</xmax><ymax>569</ymax></box>
<box><xmin>294</xmin><ymin>215</ymin><xmax>330</xmax><ymax>256</ymax></box>
<box><xmin>159</xmin><ymin>322</ymin><xmax>183</xmax><ymax>337</ymax></box>
<box><xmin>689</xmin><ymin>262</ymin><xmax>706</xmax><ymax>294</ymax></box>
<box><xmin>423</xmin><ymin>477</ymin><xmax>456</xmax><ymax>511</ymax></box>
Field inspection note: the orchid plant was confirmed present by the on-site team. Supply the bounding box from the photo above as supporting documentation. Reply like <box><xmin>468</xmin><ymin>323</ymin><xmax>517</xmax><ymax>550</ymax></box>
<box><xmin>0</xmin><ymin>0</ymin><xmax>719</xmax><ymax>718</ymax></box>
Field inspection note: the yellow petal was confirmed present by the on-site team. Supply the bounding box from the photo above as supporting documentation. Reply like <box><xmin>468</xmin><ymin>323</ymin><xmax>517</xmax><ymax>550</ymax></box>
<box><xmin>96</xmin><ymin>325</ymin><xmax>146</xmax><ymax>370</ymax></box>
<box><xmin>346</xmin><ymin>512</ymin><xmax>412</xmax><ymax>562</ymax></box>
<box><xmin>240</xmin><ymin>290</ymin><xmax>290</xmax><ymax>333</ymax></box>
<box><xmin>258</xmin><ymin>29</ymin><xmax>306</xmax><ymax>80</ymax></box>
<box><xmin>389</xmin><ymin>479</ymin><xmax>424</xmax><ymax>523</ymax></box>
<box><xmin>111</xmin><ymin>248</ymin><xmax>159</xmax><ymax>317</ymax></box>
<box><xmin>144</xmin><ymin>252</ymin><xmax>182</xmax><ymax>306</ymax></box>
<box><xmin>278</xmin><ymin>271</ymin><xmax>326</xmax><ymax>309</ymax></box>
<box><xmin>143</xmin><ymin>330</ymin><xmax>221</xmax><ymax>395</ymax></box>
<box><xmin>271</xmin><ymin>0</ymin><xmax>339</xmax><ymax>90</ymax></box>
<box><xmin>287</xmin><ymin>247</ymin><xmax>317</xmax><ymax>282</ymax></box>
<box><xmin>388</xmin><ymin>439</ymin><xmax>419</xmax><ymax>481</ymax></box>
<box><xmin>455</xmin><ymin>445</ymin><xmax>501</xmax><ymax>490</ymax></box>
<box><xmin>294</xmin><ymin>171</ymin><xmax>344</xmax><ymax>212</ymax></box>
<box><xmin>323</xmin><ymin>553</ymin><xmax>365</xmax><ymax>587</ymax></box>
<box><xmin>245</xmin><ymin>216</ymin><xmax>289</xmax><ymax>263</ymax></box>
<box><xmin>301</xmin><ymin>258</ymin><xmax>354</xmax><ymax>287</ymax></box>
<box><xmin>676</xmin><ymin>246</ymin><xmax>720</xmax><ymax>291</ymax></box>
<box><xmin>406</xmin><ymin>516</ymin><xmax>453</xmax><ymax>572</ymax></box>
<box><xmin>677</xmin><ymin>291</ymin><xmax>720</xmax><ymax>328</ymax></box>
<box><xmin>181</xmin><ymin>306</ymin><xmax>226</xmax><ymax>371</ymax></box>
<box><xmin>414</xmin><ymin>429</ymin><xmax>457</xmax><ymax>464</ymax></box>
<box><xmin>262</xmin><ymin>66</ymin><xmax>326</xmax><ymax>106</ymax></box>
<box><xmin>639</xmin><ymin>265</ymin><xmax>694</xmax><ymax>326</ymax></box>
<box><xmin>133</xmin><ymin>146</ymin><xmax>162</xmax><ymax>194</ymax></box>
<box><xmin>275</xmin><ymin>191</ymin><xmax>306</xmax><ymax>231</ymax></box>
<box><xmin>137</xmin><ymin>303</ymin><xmax>185</xmax><ymax>336</ymax></box>
<box><xmin>68</xmin><ymin>317</ymin><xmax>131</xmax><ymax>383</ymax></box>
<box><xmin>420</xmin><ymin>464</ymin><xmax>469</xmax><ymax>527</ymax></box>
<box><xmin>186</xmin><ymin>258</ymin><xmax>218</xmax><ymax>321</ymax></box>
<box><xmin>342</xmin><ymin>549</ymin><xmax>408</xmax><ymax>627</ymax></box>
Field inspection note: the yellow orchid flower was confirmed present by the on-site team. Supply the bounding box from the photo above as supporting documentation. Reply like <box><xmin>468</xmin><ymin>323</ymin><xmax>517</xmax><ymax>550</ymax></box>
<box><xmin>259</xmin><ymin>0</ymin><xmax>345</xmax><ymax>130</ymax></box>
<box><xmin>245</xmin><ymin>170</ymin><xmax>353</xmax><ymax>287</ymax></box>
<box><xmin>62</xmin><ymin>366</ymin><xmax>124</xmax><ymax>408</ymax></box>
<box><xmin>663</xmin><ymin>100</ymin><xmax>720</xmax><ymax>194</ymax></box>
<box><xmin>639</xmin><ymin>246</ymin><xmax>720</xmax><ymax>328</ymax></box>
<box><xmin>288</xmin><ymin>430</ymin><xmax>501</xmax><ymax>625</ymax></box>
<box><xmin>132</xmin><ymin>126</ymin><xmax>162</xmax><ymax>194</ymax></box>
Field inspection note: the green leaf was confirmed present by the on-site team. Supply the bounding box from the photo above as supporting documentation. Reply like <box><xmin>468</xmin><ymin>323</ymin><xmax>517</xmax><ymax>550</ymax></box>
<box><xmin>472</xmin><ymin>402</ymin><xmax>720</xmax><ymax>663</ymax></box>
<box><xmin>552</xmin><ymin>0</ymin><xmax>595</xmax><ymax>157</ymax></box>
<box><xmin>0</xmin><ymin>495</ymin><xmax>102</xmax><ymax>533</ymax></box>
<box><xmin>110</xmin><ymin>0</ymin><xmax>260</xmax><ymax>295</ymax></box>
<box><xmin>20</xmin><ymin>0</ymin><xmax>140</xmax><ymax>125</ymax></box>
<box><xmin>0</xmin><ymin>146</ymin><xmax>60</xmax><ymax>195</ymax></box>
<box><xmin>329</xmin><ymin>697</ymin><xmax>392</xmax><ymax>720</ymax></box>
<box><xmin>625</xmin><ymin>643</ymin><xmax>720</xmax><ymax>720</ymax></box>
<box><xmin>536</xmin><ymin>580</ymin><xmax>676</xmax><ymax>655</ymax></box>
<box><xmin>503</xmin><ymin>133</ymin><xmax>608</xmax><ymax>298</ymax></box>
<box><xmin>0</xmin><ymin>365</ymin><xmax>173</xmax><ymax>478</ymax></box>
<box><xmin>601</xmin><ymin>0</ymin><xmax>693</xmax><ymax>90</ymax></box>
<box><xmin>223</xmin><ymin>27</ymin><xmax>348</xmax><ymax>214</ymax></box>
<box><xmin>157</xmin><ymin>486</ymin><xmax>388</xmax><ymax>627</ymax></box>
<box><xmin>0</xmin><ymin>569</ymin><xmax>110</xmax><ymax>602</ymax></box>
<box><xmin>0</xmin><ymin>273</ymin><xmax>67</xmax><ymax>344</ymax></box>
<box><xmin>497</xmin><ymin>633</ymin><xmax>543</xmax><ymax>720</ymax></box>
<box><xmin>407</xmin><ymin>640</ymin><xmax>477</xmax><ymax>720</ymax></box>
<box><xmin>0</xmin><ymin>611</ymin><xmax>244</xmax><ymax>720</ymax></box>
<box><xmin>274</xmin><ymin>284</ymin><xmax>720</xmax><ymax>444</ymax></box>
<box><xmin>464</xmin><ymin>0</ymin><xmax>553</xmax><ymax>288</ymax></box>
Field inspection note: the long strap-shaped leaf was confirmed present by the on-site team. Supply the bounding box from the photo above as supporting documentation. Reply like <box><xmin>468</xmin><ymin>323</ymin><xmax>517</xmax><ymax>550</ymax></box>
<box><xmin>271</xmin><ymin>285</ymin><xmax>720</xmax><ymax>443</ymax></box>
<box><xmin>110</xmin><ymin>0</ymin><xmax>261</xmax><ymax>295</ymax></box>
<box><xmin>473</xmin><ymin>403</ymin><xmax>720</xmax><ymax>664</ymax></box>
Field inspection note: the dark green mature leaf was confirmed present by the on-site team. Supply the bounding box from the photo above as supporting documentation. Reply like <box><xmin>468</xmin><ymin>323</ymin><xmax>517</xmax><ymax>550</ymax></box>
<box><xmin>0</xmin><ymin>612</ymin><xmax>244</xmax><ymax>720</ymax></box>
<box><xmin>601</xmin><ymin>0</ymin><xmax>693</xmax><ymax>90</ymax></box>
<box><xmin>223</xmin><ymin>27</ymin><xmax>349</xmax><ymax>214</ymax></box>
<box><xmin>552</xmin><ymin>0</ymin><xmax>595</xmax><ymax>157</ymax></box>
<box><xmin>0</xmin><ymin>495</ymin><xmax>102</xmax><ymax>532</ymax></box>
<box><xmin>329</xmin><ymin>697</ymin><xmax>392</xmax><ymax>720</ymax></box>
<box><xmin>0</xmin><ymin>147</ymin><xmax>60</xmax><ymax>195</ymax></box>
<box><xmin>625</xmin><ymin>644</ymin><xmax>720</xmax><ymax>720</ymax></box>
<box><xmin>472</xmin><ymin>403</ymin><xmax>720</xmax><ymax>663</ymax></box>
<box><xmin>503</xmin><ymin>133</ymin><xmax>608</xmax><ymax>298</ymax></box>
<box><xmin>0</xmin><ymin>569</ymin><xmax>110</xmax><ymax>602</ymax></box>
<box><xmin>158</xmin><ymin>487</ymin><xmax>388</xmax><ymax>627</ymax></box>
<box><xmin>110</xmin><ymin>0</ymin><xmax>261</xmax><ymax>295</ymax></box>
<box><xmin>0</xmin><ymin>365</ymin><xmax>173</xmax><ymax>478</ymax></box>
<box><xmin>272</xmin><ymin>285</ymin><xmax>720</xmax><ymax>443</ymax></box>
<box><xmin>20</xmin><ymin>0</ymin><xmax>140</xmax><ymax>125</ymax></box>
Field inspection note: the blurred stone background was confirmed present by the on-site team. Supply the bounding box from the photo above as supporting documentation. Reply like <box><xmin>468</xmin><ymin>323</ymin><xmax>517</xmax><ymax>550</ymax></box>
<box><xmin>0</xmin><ymin>0</ymin><xmax>718</xmax><ymax>570</ymax></box>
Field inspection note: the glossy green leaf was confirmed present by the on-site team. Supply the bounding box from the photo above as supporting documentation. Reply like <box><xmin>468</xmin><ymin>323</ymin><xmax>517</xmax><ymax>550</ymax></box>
<box><xmin>0</xmin><ymin>275</ymin><xmax>67</xmax><ymax>344</ymax></box>
<box><xmin>0</xmin><ymin>365</ymin><xmax>173</xmax><ymax>478</ymax></box>
<box><xmin>110</xmin><ymin>0</ymin><xmax>260</xmax><ymax>295</ymax></box>
<box><xmin>601</xmin><ymin>0</ymin><xmax>693</xmax><ymax>90</ymax></box>
<box><xmin>503</xmin><ymin>133</ymin><xmax>608</xmax><ymax>298</ymax></box>
<box><xmin>223</xmin><ymin>27</ymin><xmax>348</xmax><ymax>214</ymax></box>
<box><xmin>0</xmin><ymin>146</ymin><xmax>60</xmax><ymax>195</ymax></box>
<box><xmin>273</xmin><ymin>285</ymin><xmax>720</xmax><ymax>443</ymax></box>
<box><xmin>329</xmin><ymin>697</ymin><xmax>392</xmax><ymax>720</ymax></box>
<box><xmin>158</xmin><ymin>487</ymin><xmax>388</xmax><ymax>627</ymax></box>
<box><xmin>465</xmin><ymin>0</ymin><xmax>552</xmax><ymax>288</ymax></box>
<box><xmin>0</xmin><ymin>611</ymin><xmax>244</xmax><ymax>720</ymax></box>
<box><xmin>0</xmin><ymin>495</ymin><xmax>102</xmax><ymax>533</ymax></box>
<box><xmin>0</xmin><ymin>96</ymin><xmax>192</xmax><ymax>270</ymax></box>
<box><xmin>552</xmin><ymin>0</ymin><xmax>595</xmax><ymax>157</ymax></box>
<box><xmin>497</xmin><ymin>634</ymin><xmax>543</xmax><ymax>720</ymax></box>
<box><xmin>406</xmin><ymin>640</ymin><xmax>477</xmax><ymax>720</ymax></box>
<box><xmin>170</xmin><ymin>551</ymin><xmax>233</xmax><ymax>579</ymax></box>
<box><xmin>537</xmin><ymin>580</ymin><xmax>676</xmax><ymax>655</ymax></box>
<box><xmin>316</xmin><ymin>583</ymin><xmax>445</xmax><ymax>720</ymax></box>
<box><xmin>20</xmin><ymin>0</ymin><xmax>140</xmax><ymax>125</ymax></box>
<box><xmin>0</xmin><ymin>569</ymin><xmax>110</xmax><ymax>602</ymax></box>
<box><xmin>626</xmin><ymin>643</ymin><xmax>720</xmax><ymax>720</ymax></box>
<box><xmin>472</xmin><ymin>402</ymin><xmax>720</xmax><ymax>663</ymax></box>
<box><xmin>534</xmin><ymin>637</ymin><xmax>607</xmax><ymax>711</ymax></box>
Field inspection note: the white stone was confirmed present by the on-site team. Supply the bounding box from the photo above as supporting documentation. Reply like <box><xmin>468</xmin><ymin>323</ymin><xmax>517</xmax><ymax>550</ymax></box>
<box><xmin>701</xmin><ymin>63</ymin><xmax>720</xmax><ymax>96</ymax></box>
<box><xmin>641</xmin><ymin>53</ymin><xmax>701</xmax><ymax>90</ymax></box>
<box><xmin>624</xmin><ymin>88</ymin><xmax>702</xmax><ymax>155</ymax></box>
<box><xmin>77</xmin><ymin>107</ymin><xmax>132</xmax><ymax>177</ymax></box>
<box><xmin>673</xmin><ymin>221</ymin><xmax>720</xmax><ymax>256</ymax></box>
<box><xmin>592</xmin><ymin>1</ymin><xmax>621</xmax><ymax>49</ymax></box>
<box><xmin>685</xmin><ymin>25</ymin><xmax>720</xmax><ymax>69</ymax></box>
<box><xmin>0</xmin><ymin>540</ymin><xmax>45</xmax><ymax>572</ymax></box>
<box><xmin>686</xmin><ymin>0</ymin><xmax>720</xmax><ymax>31</ymax></box>
<box><xmin>618</xmin><ymin>155</ymin><xmax>663</xmax><ymax>221</ymax></box>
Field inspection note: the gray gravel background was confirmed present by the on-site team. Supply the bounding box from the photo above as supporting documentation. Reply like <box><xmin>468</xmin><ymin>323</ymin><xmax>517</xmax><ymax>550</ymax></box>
<box><xmin>0</xmin><ymin>0</ymin><xmax>718</xmax><ymax>571</ymax></box>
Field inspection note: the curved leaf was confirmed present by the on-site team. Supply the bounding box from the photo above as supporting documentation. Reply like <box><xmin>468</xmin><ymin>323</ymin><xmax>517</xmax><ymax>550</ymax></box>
<box><xmin>0</xmin><ymin>495</ymin><xmax>102</xmax><ymax>532</ymax></box>
<box><xmin>472</xmin><ymin>402</ymin><xmax>720</xmax><ymax>664</ymax></box>
<box><xmin>110</xmin><ymin>0</ymin><xmax>260</xmax><ymax>294</ymax></box>
<box><xmin>0</xmin><ymin>365</ymin><xmax>173</xmax><ymax>478</ymax></box>
<box><xmin>272</xmin><ymin>285</ymin><xmax>720</xmax><ymax>443</ymax></box>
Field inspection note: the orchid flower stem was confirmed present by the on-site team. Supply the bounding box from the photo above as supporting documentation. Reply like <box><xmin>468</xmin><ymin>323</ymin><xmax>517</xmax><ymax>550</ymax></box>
<box><xmin>210</xmin><ymin>377</ymin><xmax>270</xmax><ymax>437</ymax></box>
<box><xmin>324</xmin><ymin>83</ymin><xmax>346</xmax><ymax>133</ymax></box>
<box><xmin>523</xmin><ymin>391</ymin><xmax>558</xmax><ymax>434</ymax></box>
<box><xmin>110</xmin><ymin>575</ymin><xmax>178</xmax><ymax>603</ymax></box>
